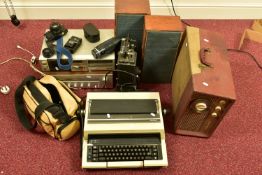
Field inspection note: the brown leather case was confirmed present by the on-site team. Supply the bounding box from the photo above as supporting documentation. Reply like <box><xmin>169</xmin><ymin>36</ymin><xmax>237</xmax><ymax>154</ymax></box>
<box><xmin>141</xmin><ymin>15</ymin><xmax>183</xmax><ymax>83</ymax></box>
<box><xmin>115</xmin><ymin>0</ymin><xmax>151</xmax><ymax>66</ymax></box>
<box><xmin>172</xmin><ymin>26</ymin><xmax>236</xmax><ymax>137</ymax></box>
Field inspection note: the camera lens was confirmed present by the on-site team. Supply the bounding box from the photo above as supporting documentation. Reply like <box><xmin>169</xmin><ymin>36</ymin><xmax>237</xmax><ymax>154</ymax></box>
<box><xmin>42</xmin><ymin>48</ymin><xmax>55</xmax><ymax>58</ymax></box>
<box><xmin>91</xmin><ymin>48</ymin><xmax>101</xmax><ymax>58</ymax></box>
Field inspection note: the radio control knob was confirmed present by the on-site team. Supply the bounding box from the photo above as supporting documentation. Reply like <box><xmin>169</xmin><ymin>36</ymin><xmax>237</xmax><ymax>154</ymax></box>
<box><xmin>195</xmin><ymin>102</ymin><xmax>208</xmax><ymax>112</ymax></box>
<box><xmin>215</xmin><ymin>106</ymin><xmax>222</xmax><ymax>112</ymax></box>
<box><xmin>211</xmin><ymin>112</ymin><xmax>218</xmax><ymax>118</ymax></box>
<box><xmin>219</xmin><ymin>100</ymin><xmax>226</xmax><ymax>106</ymax></box>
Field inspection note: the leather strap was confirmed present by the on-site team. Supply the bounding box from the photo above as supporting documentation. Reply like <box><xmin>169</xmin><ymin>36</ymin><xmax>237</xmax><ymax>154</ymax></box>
<box><xmin>15</xmin><ymin>76</ymin><xmax>37</xmax><ymax>130</ymax></box>
<box><xmin>35</xmin><ymin>102</ymin><xmax>69</xmax><ymax>124</ymax></box>
<box><xmin>26</xmin><ymin>79</ymin><xmax>70</xmax><ymax>124</ymax></box>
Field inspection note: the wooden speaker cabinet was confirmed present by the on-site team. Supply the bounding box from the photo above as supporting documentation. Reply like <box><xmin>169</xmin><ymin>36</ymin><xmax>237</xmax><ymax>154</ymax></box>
<box><xmin>141</xmin><ymin>15</ymin><xmax>183</xmax><ymax>83</ymax></box>
<box><xmin>115</xmin><ymin>0</ymin><xmax>150</xmax><ymax>66</ymax></box>
<box><xmin>172</xmin><ymin>26</ymin><xmax>236</xmax><ymax>137</ymax></box>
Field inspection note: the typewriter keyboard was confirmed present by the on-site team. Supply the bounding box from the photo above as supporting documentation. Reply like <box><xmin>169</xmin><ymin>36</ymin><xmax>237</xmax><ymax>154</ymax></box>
<box><xmin>87</xmin><ymin>144</ymin><xmax>161</xmax><ymax>162</ymax></box>
<box><xmin>86</xmin><ymin>134</ymin><xmax>162</xmax><ymax>162</ymax></box>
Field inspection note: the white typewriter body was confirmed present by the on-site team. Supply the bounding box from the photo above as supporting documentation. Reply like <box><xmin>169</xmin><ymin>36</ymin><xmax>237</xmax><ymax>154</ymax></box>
<box><xmin>82</xmin><ymin>92</ymin><xmax>168</xmax><ymax>169</ymax></box>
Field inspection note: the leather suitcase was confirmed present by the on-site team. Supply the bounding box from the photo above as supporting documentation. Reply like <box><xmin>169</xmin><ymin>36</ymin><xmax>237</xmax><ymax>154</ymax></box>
<box><xmin>172</xmin><ymin>26</ymin><xmax>236</xmax><ymax>137</ymax></box>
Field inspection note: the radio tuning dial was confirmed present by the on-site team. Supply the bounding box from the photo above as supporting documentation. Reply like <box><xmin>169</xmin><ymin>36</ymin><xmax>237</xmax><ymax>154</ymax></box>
<box><xmin>191</xmin><ymin>99</ymin><xmax>210</xmax><ymax>113</ymax></box>
<box><xmin>195</xmin><ymin>102</ymin><xmax>208</xmax><ymax>112</ymax></box>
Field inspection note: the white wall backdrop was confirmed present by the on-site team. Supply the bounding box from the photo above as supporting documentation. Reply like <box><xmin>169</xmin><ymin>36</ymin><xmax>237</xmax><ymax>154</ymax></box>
<box><xmin>0</xmin><ymin>0</ymin><xmax>261</xmax><ymax>19</ymax></box>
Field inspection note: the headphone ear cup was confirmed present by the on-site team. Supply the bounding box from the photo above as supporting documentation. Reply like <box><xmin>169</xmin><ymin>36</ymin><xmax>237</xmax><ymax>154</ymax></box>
<box><xmin>11</xmin><ymin>15</ymin><xmax>20</xmax><ymax>26</ymax></box>
<box><xmin>42</xmin><ymin>47</ymin><xmax>55</xmax><ymax>58</ymax></box>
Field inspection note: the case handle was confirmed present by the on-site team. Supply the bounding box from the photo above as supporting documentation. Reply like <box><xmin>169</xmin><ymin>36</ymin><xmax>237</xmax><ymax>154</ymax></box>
<box><xmin>200</xmin><ymin>48</ymin><xmax>212</xmax><ymax>67</ymax></box>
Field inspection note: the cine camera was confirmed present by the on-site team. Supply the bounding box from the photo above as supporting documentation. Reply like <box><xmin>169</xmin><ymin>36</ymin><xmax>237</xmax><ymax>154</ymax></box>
<box><xmin>116</xmin><ymin>36</ymin><xmax>141</xmax><ymax>91</ymax></box>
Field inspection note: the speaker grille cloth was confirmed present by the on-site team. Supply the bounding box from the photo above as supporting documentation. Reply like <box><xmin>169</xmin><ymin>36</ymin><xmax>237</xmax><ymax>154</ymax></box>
<box><xmin>116</xmin><ymin>15</ymin><xmax>144</xmax><ymax>61</ymax></box>
<box><xmin>177</xmin><ymin>94</ymin><xmax>223</xmax><ymax>133</ymax></box>
<box><xmin>142</xmin><ymin>31</ymin><xmax>181</xmax><ymax>83</ymax></box>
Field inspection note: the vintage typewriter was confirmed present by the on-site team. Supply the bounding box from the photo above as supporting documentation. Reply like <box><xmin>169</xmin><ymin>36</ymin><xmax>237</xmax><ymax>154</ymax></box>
<box><xmin>81</xmin><ymin>92</ymin><xmax>168</xmax><ymax>168</ymax></box>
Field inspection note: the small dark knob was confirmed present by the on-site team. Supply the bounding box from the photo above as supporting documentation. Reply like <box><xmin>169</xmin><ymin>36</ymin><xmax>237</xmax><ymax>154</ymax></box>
<box><xmin>11</xmin><ymin>15</ymin><xmax>20</xmax><ymax>26</ymax></box>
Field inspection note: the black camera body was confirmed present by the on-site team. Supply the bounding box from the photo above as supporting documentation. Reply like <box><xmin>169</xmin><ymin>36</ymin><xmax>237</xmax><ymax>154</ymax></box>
<box><xmin>116</xmin><ymin>37</ymin><xmax>140</xmax><ymax>91</ymax></box>
<box><xmin>42</xmin><ymin>22</ymin><xmax>69</xmax><ymax>58</ymax></box>
<box><xmin>44</xmin><ymin>22</ymin><xmax>68</xmax><ymax>42</ymax></box>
